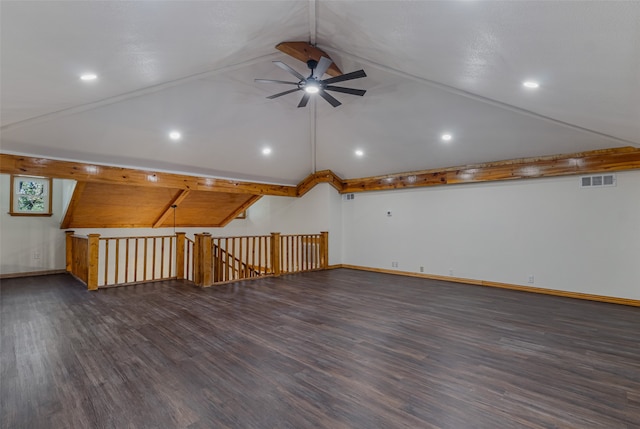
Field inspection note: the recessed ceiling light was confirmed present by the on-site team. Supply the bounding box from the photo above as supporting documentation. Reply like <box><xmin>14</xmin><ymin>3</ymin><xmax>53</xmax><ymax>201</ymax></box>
<box><xmin>169</xmin><ymin>131</ymin><xmax>181</xmax><ymax>141</ymax></box>
<box><xmin>80</xmin><ymin>73</ymin><xmax>97</xmax><ymax>81</ymax></box>
<box><xmin>441</xmin><ymin>133</ymin><xmax>452</xmax><ymax>142</ymax></box>
<box><xmin>355</xmin><ymin>149</ymin><xmax>364</xmax><ymax>157</ymax></box>
<box><xmin>523</xmin><ymin>81</ymin><xmax>540</xmax><ymax>89</ymax></box>
<box><xmin>262</xmin><ymin>147</ymin><xmax>272</xmax><ymax>155</ymax></box>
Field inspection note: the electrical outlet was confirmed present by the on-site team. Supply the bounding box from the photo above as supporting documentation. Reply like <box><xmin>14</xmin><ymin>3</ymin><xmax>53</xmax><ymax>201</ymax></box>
<box><xmin>449</xmin><ymin>269</ymin><xmax>453</xmax><ymax>276</ymax></box>
<box><xmin>391</xmin><ymin>262</ymin><xmax>399</xmax><ymax>268</ymax></box>
<box><xmin>528</xmin><ymin>275</ymin><xmax>534</xmax><ymax>284</ymax></box>
<box><xmin>419</xmin><ymin>266</ymin><xmax>424</xmax><ymax>273</ymax></box>
<box><xmin>33</xmin><ymin>251</ymin><xmax>41</xmax><ymax>260</ymax></box>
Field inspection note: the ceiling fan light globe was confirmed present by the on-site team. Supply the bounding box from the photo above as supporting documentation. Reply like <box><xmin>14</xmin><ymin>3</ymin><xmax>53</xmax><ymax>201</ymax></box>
<box><xmin>304</xmin><ymin>85</ymin><xmax>320</xmax><ymax>94</ymax></box>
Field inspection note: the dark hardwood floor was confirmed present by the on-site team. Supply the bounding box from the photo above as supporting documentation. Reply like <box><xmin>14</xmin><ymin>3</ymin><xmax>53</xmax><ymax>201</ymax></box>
<box><xmin>1</xmin><ymin>269</ymin><xmax>639</xmax><ymax>428</ymax></box>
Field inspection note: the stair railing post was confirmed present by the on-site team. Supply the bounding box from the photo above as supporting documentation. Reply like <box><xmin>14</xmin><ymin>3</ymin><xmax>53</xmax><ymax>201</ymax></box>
<box><xmin>87</xmin><ymin>234</ymin><xmax>100</xmax><ymax>291</ymax></box>
<box><xmin>194</xmin><ymin>233</ymin><xmax>212</xmax><ymax>287</ymax></box>
<box><xmin>175</xmin><ymin>232</ymin><xmax>186</xmax><ymax>280</ymax></box>
<box><xmin>320</xmin><ymin>231</ymin><xmax>329</xmax><ymax>269</ymax></box>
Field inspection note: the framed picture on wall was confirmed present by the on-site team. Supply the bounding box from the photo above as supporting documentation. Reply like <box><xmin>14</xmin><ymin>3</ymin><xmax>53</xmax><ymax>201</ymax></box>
<box><xmin>9</xmin><ymin>175</ymin><xmax>53</xmax><ymax>216</ymax></box>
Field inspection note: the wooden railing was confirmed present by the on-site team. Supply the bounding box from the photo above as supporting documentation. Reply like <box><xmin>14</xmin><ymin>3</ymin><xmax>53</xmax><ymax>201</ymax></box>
<box><xmin>98</xmin><ymin>235</ymin><xmax>176</xmax><ymax>287</ymax></box>
<box><xmin>65</xmin><ymin>230</ymin><xmax>328</xmax><ymax>290</ymax></box>
<box><xmin>211</xmin><ymin>235</ymin><xmax>272</xmax><ymax>283</ymax></box>
<box><xmin>280</xmin><ymin>234</ymin><xmax>326</xmax><ymax>273</ymax></box>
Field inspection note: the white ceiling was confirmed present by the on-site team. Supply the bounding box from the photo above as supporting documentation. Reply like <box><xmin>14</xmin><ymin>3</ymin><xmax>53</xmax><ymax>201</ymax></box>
<box><xmin>1</xmin><ymin>1</ymin><xmax>639</xmax><ymax>185</ymax></box>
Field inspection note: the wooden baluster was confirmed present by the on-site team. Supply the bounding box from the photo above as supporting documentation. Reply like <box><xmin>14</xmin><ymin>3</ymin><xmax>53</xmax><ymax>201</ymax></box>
<box><xmin>124</xmin><ymin>238</ymin><xmax>130</xmax><ymax>283</ymax></box>
<box><xmin>263</xmin><ymin>236</ymin><xmax>266</xmax><ymax>274</ymax></box>
<box><xmin>237</xmin><ymin>238</ymin><xmax>242</xmax><ymax>278</ymax></box>
<box><xmin>293</xmin><ymin>235</ymin><xmax>297</xmax><ymax>273</ymax></box>
<box><xmin>186</xmin><ymin>240</ymin><xmax>191</xmax><ymax>281</ymax></box>
<box><xmin>168</xmin><ymin>236</ymin><xmax>174</xmax><ymax>278</ymax></box>
<box><xmin>143</xmin><ymin>238</ymin><xmax>148</xmax><ymax>281</ymax></box>
<box><xmin>238</xmin><ymin>237</ymin><xmax>243</xmax><ymax>279</ymax></box>
<box><xmin>152</xmin><ymin>237</ymin><xmax>157</xmax><ymax>280</ymax></box>
<box><xmin>236</xmin><ymin>238</ymin><xmax>240</xmax><ymax>280</ymax></box>
<box><xmin>251</xmin><ymin>237</ymin><xmax>256</xmax><ymax>277</ymax></box>
<box><xmin>114</xmin><ymin>238</ymin><xmax>120</xmax><ymax>284</ymax></box>
<box><xmin>159</xmin><ymin>237</ymin><xmax>164</xmax><ymax>279</ymax></box>
<box><xmin>134</xmin><ymin>238</ymin><xmax>139</xmax><ymax>282</ymax></box>
<box><xmin>283</xmin><ymin>236</ymin><xmax>288</xmax><ymax>273</ymax></box>
<box><xmin>222</xmin><ymin>238</ymin><xmax>227</xmax><ymax>281</ymax></box>
<box><xmin>257</xmin><ymin>236</ymin><xmax>262</xmax><ymax>275</ymax></box>
<box><xmin>212</xmin><ymin>238</ymin><xmax>222</xmax><ymax>283</ymax></box>
<box><xmin>244</xmin><ymin>237</ymin><xmax>249</xmax><ymax>278</ymax></box>
<box><xmin>104</xmin><ymin>239</ymin><xmax>109</xmax><ymax>285</ymax></box>
<box><xmin>287</xmin><ymin>235</ymin><xmax>293</xmax><ymax>273</ymax></box>
<box><xmin>230</xmin><ymin>238</ymin><xmax>234</xmax><ymax>281</ymax></box>
<box><xmin>297</xmin><ymin>235</ymin><xmax>301</xmax><ymax>272</ymax></box>
<box><xmin>305</xmin><ymin>236</ymin><xmax>310</xmax><ymax>270</ymax></box>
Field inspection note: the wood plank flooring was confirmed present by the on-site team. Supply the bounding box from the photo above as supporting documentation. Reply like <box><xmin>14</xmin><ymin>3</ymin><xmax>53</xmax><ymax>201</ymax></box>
<box><xmin>1</xmin><ymin>269</ymin><xmax>639</xmax><ymax>428</ymax></box>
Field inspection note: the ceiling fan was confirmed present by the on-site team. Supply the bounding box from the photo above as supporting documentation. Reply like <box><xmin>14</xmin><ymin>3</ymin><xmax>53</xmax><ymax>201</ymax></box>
<box><xmin>255</xmin><ymin>56</ymin><xmax>366</xmax><ymax>108</ymax></box>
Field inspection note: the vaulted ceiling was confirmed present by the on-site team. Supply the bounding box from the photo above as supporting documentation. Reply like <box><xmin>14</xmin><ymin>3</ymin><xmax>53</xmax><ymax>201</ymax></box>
<box><xmin>1</xmin><ymin>1</ymin><xmax>639</xmax><ymax>187</ymax></box>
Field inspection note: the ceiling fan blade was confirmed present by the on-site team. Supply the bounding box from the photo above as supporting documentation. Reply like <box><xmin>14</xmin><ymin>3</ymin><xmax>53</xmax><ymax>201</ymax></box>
<box><xmin>273</xmin><ymin>61</ymin><xmax>306</xmax><ymax>81</ymax></box>
<box><xmin>318</xmin><ymin>89</ymin><xmax>342</xmax><ymax>107</ymax></box>
<box><xmin>255</xmin><ymin>79</ymin><xmax>299</xmax><ymax>85</ymax></box>
<box><xmin>266</xmin><ymin>88</ymin><xmax>301</xmax><ymax>99</ymax></box>
<box><xmin>313</xmin><ymin>56</ymin><xmax>333</xmax><ymax>79</ymax></box>
<box><xmin>325</xmin><ymin>86</ymin><xmax>366</xmax><ymax>96</ymax></box>
<box><xmin>297</xmin><ymin>93</ymin><xmax>311</xmax><ymax>108</ymax></box>
<box><xmin>322</xmin><ymin>69</ymin><xmax>367</xmax><ymax>85</ymax></box>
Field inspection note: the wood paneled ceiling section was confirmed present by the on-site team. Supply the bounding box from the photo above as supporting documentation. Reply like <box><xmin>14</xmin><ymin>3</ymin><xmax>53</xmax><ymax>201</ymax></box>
<box><xmin>61</xmin><ymin>182</ymin><xmax>259</xmax><ymax>228</ymax></box>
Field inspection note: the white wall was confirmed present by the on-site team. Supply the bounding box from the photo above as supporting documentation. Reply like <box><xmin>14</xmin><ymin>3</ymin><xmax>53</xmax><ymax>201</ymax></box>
<box><xmin>342</xmin><ymin>170</ymin><xmax>640</xmax><ymax>300</ymax></box>
<box><xmin>0</xmin><ymin>175</ymin><xmax>72</xmax><ymax>274</ymax></box>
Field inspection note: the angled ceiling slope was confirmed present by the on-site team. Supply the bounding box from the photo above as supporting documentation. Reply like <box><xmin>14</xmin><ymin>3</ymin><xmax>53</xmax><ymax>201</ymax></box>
<box><xmin>61</xmin><ymin>182</ymin><xmax>259</xmax><ymax>229</ymax></box>
<box><xmin>1</xmin><ymin>1</ymin><xmax>639</xmax><ymax>186</ymax></box>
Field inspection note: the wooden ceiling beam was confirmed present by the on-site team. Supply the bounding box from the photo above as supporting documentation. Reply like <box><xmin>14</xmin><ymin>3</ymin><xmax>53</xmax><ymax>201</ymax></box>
<box><xmin>0</xmin><ymin>154</ymin><xmax>297</xmax><ymax>197</ymax></box>
<box><xmin>341</xmin><ymin>147</ymin><xmax>640</xmax><ymax>193</ymax></box>
<box><xmin>218</xmin><ymin>195</ymin><xmax>263</xmax><ymax>227</ymax></box>
<box><xmin>276</xmin><ymin>42</ymin><xmax>343</xmax><ymax>77</ymax></box>
<box><xmin>152</xmin><ymin>189</ymin><xmax>191</xmax><ymax>228</ymax></box>
<box><xmin>297</xmin><ymin>170</ymin><xmax>344</xmax><ymax>196</ymax></box>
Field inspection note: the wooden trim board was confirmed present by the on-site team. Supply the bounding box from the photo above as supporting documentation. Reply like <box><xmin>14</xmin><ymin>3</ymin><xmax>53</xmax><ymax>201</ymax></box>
<box><xmin>0</xmin><ymin>154</ymin><xmax>297</xmax><ymax>197</ymax></box>
<box><xmin>0</xmin><ymin>269</ymin><xmax>67</xmax><ymax>279</ymax></box>
<box><xmin>337</xmin><ymin>264</ymin><xmax>640</xmax><ymax>307</ymax></box>
<box><xmin>341</xmin><ymin>147</ymin><xmax>640</xmax><ymax>193</ymax></box>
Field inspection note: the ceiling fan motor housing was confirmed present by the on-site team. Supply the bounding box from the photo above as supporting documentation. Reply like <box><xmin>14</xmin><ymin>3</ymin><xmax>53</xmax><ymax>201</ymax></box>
<box><xmin>307</xmin><ymin>59</ymin><xmax>318</xmax><ymax>71</ymax></box>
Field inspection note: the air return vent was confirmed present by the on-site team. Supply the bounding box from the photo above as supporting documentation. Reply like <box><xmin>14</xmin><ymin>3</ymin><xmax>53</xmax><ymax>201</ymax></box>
<box><xmin>580</xmin><ymin>174</ymin><xmax>616</xmax><ymax>188</ymax></box>
<box><xmin>342</xmin><ymin>193</ymin><xmax>355</xmax><ymax>201</ymax></box>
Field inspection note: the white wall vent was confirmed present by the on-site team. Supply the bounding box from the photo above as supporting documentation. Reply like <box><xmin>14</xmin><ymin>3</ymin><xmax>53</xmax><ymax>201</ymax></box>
<box><xmin>342</xmin><ymin>193</ymin><xmax>355</xmax><ymax>201</ymax></box>
<box><xmin>580</xmin><ymin>174</ymin><xmax>616</xmax><ymax>188</ymax></box>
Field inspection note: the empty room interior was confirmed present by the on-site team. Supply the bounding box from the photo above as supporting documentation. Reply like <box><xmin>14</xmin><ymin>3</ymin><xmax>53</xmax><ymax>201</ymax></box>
<box><xmin>1</xmin><ymin>1</ymin><xmax>639</xmax><ymax>428</ymax></box>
